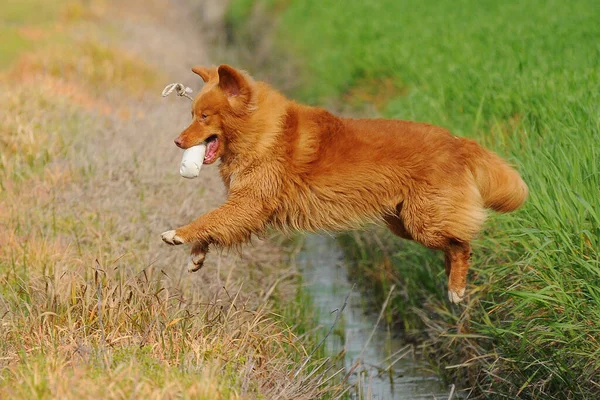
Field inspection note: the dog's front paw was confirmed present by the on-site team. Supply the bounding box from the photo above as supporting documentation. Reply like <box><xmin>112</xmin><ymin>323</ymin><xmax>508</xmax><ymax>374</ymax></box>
<box><xmin>448</xmin><ymin>287</ymin><xmax>465</xmax><ymax>304</ymax></box>
<box><xmin>187</xmin><ymin>242</ymin><xmax>208</xmax><ymax>272</ymax></box>
<box><xmin>161</xmin><ymin>230</ymin><xmax>186</xmax><ymax>245</ymax></box>
<box><xmin>187</xmin><ymin>252</ymin><xmax>206</xmax><ymax>272</ymax></box>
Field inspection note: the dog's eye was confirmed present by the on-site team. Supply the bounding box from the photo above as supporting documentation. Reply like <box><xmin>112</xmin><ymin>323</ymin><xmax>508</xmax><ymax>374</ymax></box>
<box><xmin>201</xmin><ymin>113</ymin><xmax>208</xmax><ymax>120</ymax></box>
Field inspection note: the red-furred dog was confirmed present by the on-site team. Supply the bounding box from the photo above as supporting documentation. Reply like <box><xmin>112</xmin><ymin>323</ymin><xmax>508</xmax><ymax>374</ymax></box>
<box><xmin>161</xmin><ymin>64</ymin><xmax>528</xmax><ymax>303</ymax></box>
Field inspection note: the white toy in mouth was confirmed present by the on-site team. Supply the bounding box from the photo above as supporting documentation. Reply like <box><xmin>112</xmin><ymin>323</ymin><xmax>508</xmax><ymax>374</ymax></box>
<box><xmin>179</xmin><ymin>144</ymin><xmax>207</xmax><ymax>179</ymax></box>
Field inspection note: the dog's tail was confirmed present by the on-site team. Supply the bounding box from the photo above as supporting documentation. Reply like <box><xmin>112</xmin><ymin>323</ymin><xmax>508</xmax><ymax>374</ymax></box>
<box><xmin>463</xmin><ymin>138</ymin><xmax>528</xmax><ymax>213</ymax></box>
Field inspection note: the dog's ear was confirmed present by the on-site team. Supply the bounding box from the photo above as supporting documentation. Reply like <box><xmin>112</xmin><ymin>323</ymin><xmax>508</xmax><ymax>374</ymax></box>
<box><xmin>191</xmin><ymin>66</ymin><xmax>215</xmax><ymax>83</ymax></box>
<box><xmin>217</xmin><ymin>64</ymin><xmax>255</xmax><ymax>112</ymax></box>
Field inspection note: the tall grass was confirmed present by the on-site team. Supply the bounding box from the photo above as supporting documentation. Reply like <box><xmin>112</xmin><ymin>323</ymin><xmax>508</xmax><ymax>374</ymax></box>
<box><xmin>227</xmin><ymin>0</ymin><xmax>600</xmax><ymax>397</ymax></box>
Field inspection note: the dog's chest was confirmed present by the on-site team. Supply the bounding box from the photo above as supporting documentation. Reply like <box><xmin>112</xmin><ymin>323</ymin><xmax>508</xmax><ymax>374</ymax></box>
<box><xmin>219</xmin><ymin>163</ymin><xmax>237</xmax><ymax>191</ymax></box>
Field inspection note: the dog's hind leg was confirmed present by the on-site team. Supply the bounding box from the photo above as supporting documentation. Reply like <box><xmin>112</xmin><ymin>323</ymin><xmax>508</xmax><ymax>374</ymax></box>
<box><xmin>398</xmin><ymin>190</ymin><xmax>483</xmax><ymax>304</ymax></box>
<box><xmin>444</xmin><ymin>241</ymin><xmax>471</xmax><ymax>303</ymax></box>
<box><xmin>385</xmin><ymin>204</ymin><xmax>468</xmax><ymax>303</ymax></box>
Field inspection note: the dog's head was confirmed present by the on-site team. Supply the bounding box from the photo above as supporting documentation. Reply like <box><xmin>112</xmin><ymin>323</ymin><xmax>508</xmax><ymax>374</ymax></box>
<box><xmin>173</xmin><ymin>64</ymin><xmax>256</xmax><ymax>165</ymax></box>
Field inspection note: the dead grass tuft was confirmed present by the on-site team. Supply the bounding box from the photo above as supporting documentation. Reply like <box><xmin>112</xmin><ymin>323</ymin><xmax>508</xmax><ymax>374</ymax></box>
<box><xmin>0</xmin><ymin>257</ymin><xmax>330</xmax><ymax>399</ymax></box>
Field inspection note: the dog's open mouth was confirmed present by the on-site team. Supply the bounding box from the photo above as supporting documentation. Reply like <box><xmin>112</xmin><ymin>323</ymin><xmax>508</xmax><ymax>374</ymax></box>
<box><xmin>203</xmin><ymin>135</ymin><xmax>220</xmax><ymax>164</ymax></box>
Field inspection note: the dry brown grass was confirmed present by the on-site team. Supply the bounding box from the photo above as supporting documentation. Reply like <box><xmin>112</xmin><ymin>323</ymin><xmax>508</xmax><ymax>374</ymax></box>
<box><xmin>0</xmin><ymin>1</ymin><xmax>337</xmax><ymax>398</ymax></box>
<box><xmin>0</xmin><ymin>251</ymin><xmax>328</xmax><ymax>399</ymax></box>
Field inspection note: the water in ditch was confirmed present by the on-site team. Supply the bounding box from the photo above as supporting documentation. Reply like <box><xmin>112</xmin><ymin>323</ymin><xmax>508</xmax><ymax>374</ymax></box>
<box><xmin>297</xmin><ymin>234</ymin><xmax>451</xmax><ymax>399</ymax></box>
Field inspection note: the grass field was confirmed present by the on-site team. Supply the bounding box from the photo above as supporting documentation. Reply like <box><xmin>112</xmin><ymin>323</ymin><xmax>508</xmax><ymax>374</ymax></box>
<box><xmin>0</xmin><ymin>1</ymin><xmax>340</xmax><ymax>398</ymax></box>
<box><xmin>227</xmin><ymin>0</ymin><xmax>600</xmax><ymax>398</ymax></box>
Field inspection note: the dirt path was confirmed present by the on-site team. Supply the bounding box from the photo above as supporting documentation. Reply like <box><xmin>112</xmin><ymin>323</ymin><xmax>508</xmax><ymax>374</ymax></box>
<box><xmin>83</xmin><ymin>1</ymin><xmax>274</xmax><ymax>276</ymax></box>
<box><xmin>49</xmin><ymin>0</ymin><xmax>284</xmax><ymax>291</ymax></box>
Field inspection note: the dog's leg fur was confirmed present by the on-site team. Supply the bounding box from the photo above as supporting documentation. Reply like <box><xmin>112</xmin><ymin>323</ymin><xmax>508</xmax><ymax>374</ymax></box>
<box><xmin>162</xmin><ymin>199</ymin><xmax>267</xmax><ymax>245</ymax></box>
<box><xmin>384</xmin><ymin>196</ymin><xmax>478</xmax><ymax>304</ymax></box>
<box><xmin>444</xmin><ymin>241</ymin><xmax>471</xmax><ymax>303</ymax></box>
<box><xmin>161</xmin><ymin>188</ymin><xmax>273</xmax><ymax>269</ymax></box>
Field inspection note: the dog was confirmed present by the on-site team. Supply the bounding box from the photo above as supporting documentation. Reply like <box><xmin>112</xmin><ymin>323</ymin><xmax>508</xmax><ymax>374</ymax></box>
<box><xmin>161</xmin><ymin>64</ymin><xmax>528</xmax><ymax>303</ymax></box>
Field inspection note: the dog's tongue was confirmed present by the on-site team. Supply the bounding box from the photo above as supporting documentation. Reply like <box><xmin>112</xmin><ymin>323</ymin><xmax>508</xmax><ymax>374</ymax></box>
<box><xmin>204</xmin><ymin>137</ymin><xmax>219</xmax><ymax>163</ymax></box>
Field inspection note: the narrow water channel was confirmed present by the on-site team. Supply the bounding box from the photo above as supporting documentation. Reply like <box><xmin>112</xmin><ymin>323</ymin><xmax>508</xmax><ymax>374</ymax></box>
<box><xmin>297</xmin><ymin>234</ymin><xmax>450</xmax><ymax>399</ymax></box>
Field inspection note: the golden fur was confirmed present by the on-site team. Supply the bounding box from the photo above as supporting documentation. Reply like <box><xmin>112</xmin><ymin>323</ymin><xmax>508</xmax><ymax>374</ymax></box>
<box><xmin>161</xmin><ymin>64</ymin><xmax>528</xmax><ymax>303</ymax></box>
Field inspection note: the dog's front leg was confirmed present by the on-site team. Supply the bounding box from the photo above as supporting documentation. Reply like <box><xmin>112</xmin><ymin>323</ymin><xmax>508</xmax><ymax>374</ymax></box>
<box><xmin>161</xmin><ymin>190</ymin><xmax>274</xmax><ymax>269</ymax></box>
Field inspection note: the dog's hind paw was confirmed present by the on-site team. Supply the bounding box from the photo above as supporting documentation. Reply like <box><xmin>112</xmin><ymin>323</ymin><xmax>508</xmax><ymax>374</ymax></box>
<box><xmin>161</xmin><ymin>230</ymin><xmax>185</xmax><ymax>245</ymax></box>
<box><xmin>448</xmin><ymin>287</ymin><xmax>465</xmax><ymax>304</ymax></box>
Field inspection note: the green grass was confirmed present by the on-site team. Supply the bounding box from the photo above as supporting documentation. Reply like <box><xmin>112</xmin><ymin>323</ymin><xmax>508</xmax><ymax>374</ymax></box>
<box><xmin>227</xmin><ymin>0</ymin><xmax>600</xmax><ymax>398</ymax></box>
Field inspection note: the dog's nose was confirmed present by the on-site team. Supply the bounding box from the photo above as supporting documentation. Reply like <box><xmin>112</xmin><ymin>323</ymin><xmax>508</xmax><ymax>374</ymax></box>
<box><xmin>174</xmin><ymin>137</ymin><xmax>183</xmax><ymax>148</ymax></box>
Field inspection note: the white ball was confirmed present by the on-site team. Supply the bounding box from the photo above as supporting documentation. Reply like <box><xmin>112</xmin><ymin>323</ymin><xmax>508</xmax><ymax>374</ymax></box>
<box><xmin>179</xmin><ymin>144</ymin><xmax>206</xmax><ymax>179</ymax></box>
